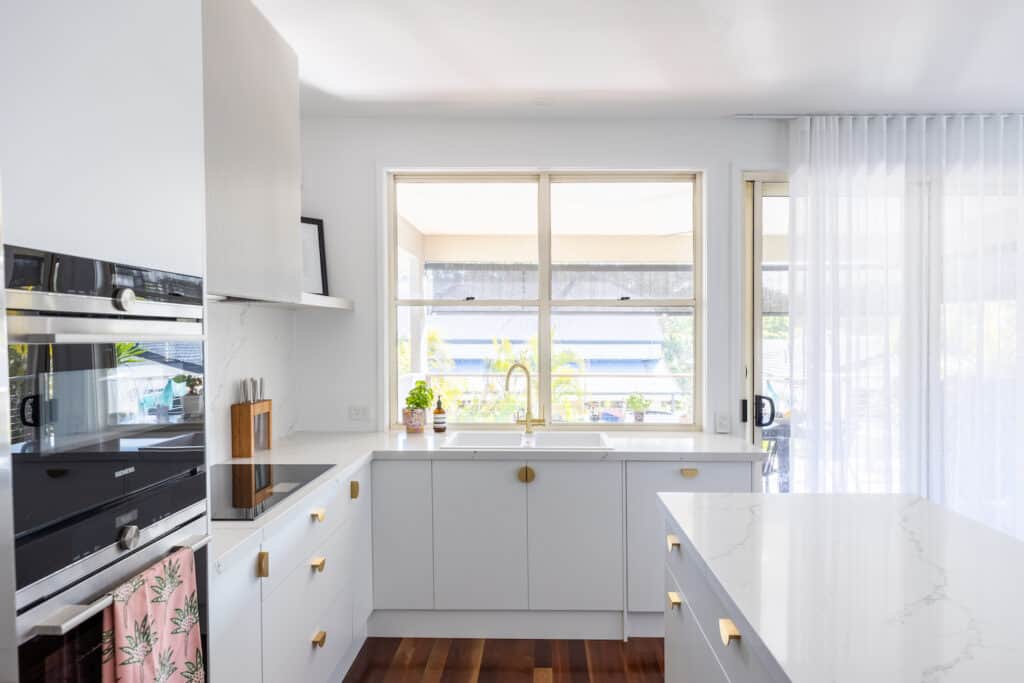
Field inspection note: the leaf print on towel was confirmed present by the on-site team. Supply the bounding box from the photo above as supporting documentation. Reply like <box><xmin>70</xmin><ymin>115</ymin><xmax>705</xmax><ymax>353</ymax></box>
<box><xmin>155</xmin><ymin>647</ymin><xmax>178</xmax><ymax>683</ymax></box>
<box><xmin>151</xmin><ymin>557</ymin><xmax>183</xmax><ymax>603</ymax></box>
<box><xmin>101</xmin><ymin>628</ymin><xmax>115</xmax><ymax>664</ymax></box>
<box><xmin>112</xmin><ymin>575</ymin><xmax>146</xmax><ymax>620</ymax></box>
<box><xmin>180</xmin><ymin>648</ymin><xmax>204</xmax><ymax>683</ymax></box>
<box><xmin>119</xmin><ymin>614</ymin><xmax>157</xmax><ymax>667</ymax></box>
<box><xmin>170</xmin><ymin>591</ymin><xmax>200</xmax><ymax>636</ymax></box>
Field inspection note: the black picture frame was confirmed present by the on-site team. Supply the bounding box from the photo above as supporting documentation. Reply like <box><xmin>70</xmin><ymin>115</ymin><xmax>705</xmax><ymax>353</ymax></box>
<box><xmin>300</xmin><ymin>216</ymin><xmax>329</xmax><ymax>296</ymax></box>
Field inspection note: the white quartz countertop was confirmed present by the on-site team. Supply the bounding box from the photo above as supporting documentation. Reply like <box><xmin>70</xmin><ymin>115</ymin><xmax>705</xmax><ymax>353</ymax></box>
<box><xmin>659</xmin><ymin>492</ymin><xmax>1024</xmax><ymax>683</ymax></box>
<box><xmin>240</xmin><ymin>429</ymin><xmax>762</xmax><ymax>465</ymax></box>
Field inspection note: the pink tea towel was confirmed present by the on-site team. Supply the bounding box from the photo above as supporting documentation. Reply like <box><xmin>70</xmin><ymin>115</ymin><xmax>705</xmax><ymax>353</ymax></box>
<box><xmin>101</xmin><ymin>548</ymin><xmax>204</xmax><ymax>682</ymax></box>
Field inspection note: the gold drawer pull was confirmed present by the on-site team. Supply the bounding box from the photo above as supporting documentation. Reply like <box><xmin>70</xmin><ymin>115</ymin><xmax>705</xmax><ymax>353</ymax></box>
<box><xmin>666</xmin><ymin>534</ymin><xmax>681</xmax><ymax>552</ymax></box>
<box><xmin>312</xmin><ymin>630</ymin><xmax>327</xmax><ymax>648</ymax></box>
<box><xmin>667</xmin><ymin>592</ymin><xmax>682</xmax><ymax>610</ymax></box>
<box><xmin>310</xmin><ymin>556</ymin><xmax>326</xmax><ymax>573</ymax></box>
<box><xmin>517</xmin><ymin>466</ymin><xmax>536</xmax><ymax>483</ymax></box>
<box><xmin>350</xmin><ymin>480</ymin><xmax>360</xmax><ymax>499</ymax></box>
<box><xmin>680</xmin><ymin>467</ymin><xmax>699</xmax><ymax>479</ymax></box>
<box><xmin>256</xmin><ymin>551</ymin><xmax>270</xmax><ymax>578</ymax></box>
<box><xmin>310</xmin><ymin>508</ymin><xmax>326</xmax><ymax>522</ymax></box>
<box><xmin>719</xmin><ymin>618</ymin><xmax>741</xmax><ymax>646</ymax></box>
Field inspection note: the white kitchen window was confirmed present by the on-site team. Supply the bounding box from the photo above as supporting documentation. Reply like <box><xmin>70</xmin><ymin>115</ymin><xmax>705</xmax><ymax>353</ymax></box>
<box><xmin>389</xmin><ymin>172</ymin><xmax>702</xmax><ymax>429</ymax></box>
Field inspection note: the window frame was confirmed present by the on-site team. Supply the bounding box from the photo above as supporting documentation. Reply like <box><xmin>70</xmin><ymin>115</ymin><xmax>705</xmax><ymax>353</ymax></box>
<box><xmin>388</xmin><ymin>170</ymin><xmax>703</xmax><ymax>430</ymax></box>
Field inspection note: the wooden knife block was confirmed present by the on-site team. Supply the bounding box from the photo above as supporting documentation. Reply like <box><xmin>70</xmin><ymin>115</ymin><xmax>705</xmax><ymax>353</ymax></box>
<box><xmin>231</xmin><ymin>399</ymin><xmax>272</xmax><ymax>458</ymax></box>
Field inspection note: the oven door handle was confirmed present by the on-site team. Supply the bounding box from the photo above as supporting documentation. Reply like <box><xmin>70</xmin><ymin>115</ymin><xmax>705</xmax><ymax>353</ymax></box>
<box><xmin>7</xmin><ymin>316</ymin><xmax>204</xmax><ymax>344</ymax></box>
<box><xmin>29</xmin><ymin>534</ymin><xmax>212</xmax><ymax>637</ymax></box>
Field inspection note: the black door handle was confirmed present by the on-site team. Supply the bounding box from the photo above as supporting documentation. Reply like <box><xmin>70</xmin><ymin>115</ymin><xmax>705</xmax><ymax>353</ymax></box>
<box><xmin>19</xmin><ymin>395</ymin><xmax>39</xmax><ymax>427</ymax></box>
<box><xmin>754</xmin><ymin>394</ymin><xmax>776</xmax><ymax>428</ymax></box>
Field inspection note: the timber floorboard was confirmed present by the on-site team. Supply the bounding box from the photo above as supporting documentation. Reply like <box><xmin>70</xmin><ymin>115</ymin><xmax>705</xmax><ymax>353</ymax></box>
<box><xmin>344</xmin><ymin>638</ymin><xmax>664</xmax><ymax>683</ymax></box>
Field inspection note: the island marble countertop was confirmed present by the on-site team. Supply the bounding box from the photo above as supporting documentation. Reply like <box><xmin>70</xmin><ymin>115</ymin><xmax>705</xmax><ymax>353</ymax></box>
<box><xmin>658</xmin><ymin>492</ymin><xmax>1024</xmax><ymax>683</ymax></box>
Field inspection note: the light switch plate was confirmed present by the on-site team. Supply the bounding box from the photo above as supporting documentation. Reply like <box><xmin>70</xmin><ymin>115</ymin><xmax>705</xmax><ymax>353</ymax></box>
<box><xmin>714</xmin><ymin>413</ymin><xmax>730</xmax><ymax>434</ymax></box>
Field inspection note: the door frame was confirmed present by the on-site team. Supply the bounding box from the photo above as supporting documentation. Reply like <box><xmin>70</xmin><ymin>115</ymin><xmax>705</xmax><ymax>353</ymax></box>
<box><xmin>740</xmin><ymin>171</ymin><xmax>788</xmax><ymax>447</ymax></box>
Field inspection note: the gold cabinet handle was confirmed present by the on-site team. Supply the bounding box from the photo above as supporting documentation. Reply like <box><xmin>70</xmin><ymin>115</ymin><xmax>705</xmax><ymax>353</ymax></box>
<box><xmin>666</xmin><ymin>534</ymin><xmax>681</xmax><ymax>552</ymax></box>
<box><xmin>517</xmin><ymin>465</ymin><xmax>536</xmax><ymax>483</ymax></box>
<box><xmin>667</xmin><ymin>591</ymin><xmax>682</xmax><ymax>610</ymax></box>
<box><xmin>719</xmin><ymin>618</ymin><xmax>741</xmax><ymax>646</ymax></box>
<box><xmin>312</xmin><ymin>630</ymin><xmax>327</xmax><ymax>648</ymax></box>
<box><xmin>310</xmin><ymin>556</ymin><xmax>326</xmax><ymax>573</ymax></box>
<box><xmin>681</xmin><ymin>467</ymin><xmax>699</xmax><ymax>479</ymax></box>
<box><xmin>310</xmin><ymin>508</ymin><xmax>326</xmax><ymax>522</ymax></box>
<box><xmin>350</xmin><ymin>480</ymin><xmax>360</xmax><ymax>499</ymax></box>
<box><xmin>256</xmin><ymin>551</ymin><xmax>270</xmax><ymax>578</ymax></box>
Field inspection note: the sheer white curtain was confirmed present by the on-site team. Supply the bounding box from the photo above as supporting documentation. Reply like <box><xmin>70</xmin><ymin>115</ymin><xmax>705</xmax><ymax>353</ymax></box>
<box><xmin>789</xmin><ymin>115</ymin><xmax>1024</xmax><ymax>537</ymax></box>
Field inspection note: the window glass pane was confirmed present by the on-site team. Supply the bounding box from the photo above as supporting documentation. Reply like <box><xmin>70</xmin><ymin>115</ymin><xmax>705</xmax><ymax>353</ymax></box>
<box><xmin>397</xmin><ymin>305</ymin><xmax>538</xmax><ymax>424</ymax></box>
<box><xmin>550</xmin><ymin>307</ymin><xmax>694</xmax><ymax>424</ymax></box>
<box><xmin>396</xmin><ymin>181</ymin><xmax>538</xmax><ymax>300</ymax></box>
<box><xmin>550</xmin><ymin>181</ymin><xmax>694</xmax><ymax>300</ymax></box>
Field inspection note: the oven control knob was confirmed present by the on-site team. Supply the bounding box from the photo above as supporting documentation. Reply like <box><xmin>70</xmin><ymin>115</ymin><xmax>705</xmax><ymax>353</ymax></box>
<box><xmin>117</xmin><ymin>525</ymin><xmax>140</xmax><ymax>551</ymax></box>
<box><xmin>113</xmin><ymin>287</ymin><xmax>136</xmax><ymax>312</ymax></box>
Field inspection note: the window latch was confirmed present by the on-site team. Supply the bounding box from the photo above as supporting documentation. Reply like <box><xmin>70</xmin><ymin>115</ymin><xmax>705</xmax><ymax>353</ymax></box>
<box><xmin>619</xmin><ymin>296</ymin><xmax>631</xmax><ymax>301</ymax></box>
<box><xmin>464</xmin><ymin>296</ymin><xmax>476</xmax><ymax>301</ymax></box>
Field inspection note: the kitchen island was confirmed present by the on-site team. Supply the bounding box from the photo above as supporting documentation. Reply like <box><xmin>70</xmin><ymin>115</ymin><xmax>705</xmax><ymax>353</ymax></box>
<box><xmin>659</xmin><ymin>492</ymin><xmax>1024</xmax><ymax>682</ymax></box>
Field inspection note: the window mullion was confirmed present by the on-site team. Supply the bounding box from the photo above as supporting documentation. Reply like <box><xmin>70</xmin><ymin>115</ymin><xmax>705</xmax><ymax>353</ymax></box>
<box><xmin>538</xmin><ymin>173</ymin><xmax>552</xmax><ymax>427</ymax></box>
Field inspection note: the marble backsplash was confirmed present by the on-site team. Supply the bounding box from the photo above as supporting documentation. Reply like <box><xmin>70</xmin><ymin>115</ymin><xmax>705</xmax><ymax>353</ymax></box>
<box><xmin>205</xmin><ymin>301</ymin><xmax>298</xmax><ymax>464</ymax></box>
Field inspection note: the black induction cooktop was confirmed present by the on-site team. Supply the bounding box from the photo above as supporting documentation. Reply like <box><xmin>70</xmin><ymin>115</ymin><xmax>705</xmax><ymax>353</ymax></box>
<box><xmin>210</xmin><ymin>463</ymin><xmax>333</xmax><ymax>521</ymax></box>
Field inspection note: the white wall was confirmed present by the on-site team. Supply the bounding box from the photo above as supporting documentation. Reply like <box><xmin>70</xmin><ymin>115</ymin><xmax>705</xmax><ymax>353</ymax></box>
<box><xmin>205</xmin><ymin>302</ymin><xmax>298</xmax><ymax>463</ymax></box>
<box><xmin>0</xmin><ymin>1</ymin><xmax>207</xmax><ymax>276</ymax></box>
<box><xmin>296</xmin><ymin>116</ymin><xmax>786</xmax><ymax>435</ymax></box>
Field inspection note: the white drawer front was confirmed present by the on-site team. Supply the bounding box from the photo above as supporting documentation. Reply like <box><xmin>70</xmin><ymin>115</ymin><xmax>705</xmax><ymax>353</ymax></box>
<box><xmin>262</xmin><ymin>467</ymin><xmax>366</xmax><ymax>595</ymax></box>
<box><xmin>262</xmin><ymin>522</ymin><xmax>355</xmax><ymax>683</ymax></box>
<box><xmin>628</xmin><ymin>461</ymin><xmax>752</xmax><ymax>612</ymax></box>
<box><xmin>665</xmin><ymin>568</ymin><xmax>729</xmax><ymax>683</ymax></box>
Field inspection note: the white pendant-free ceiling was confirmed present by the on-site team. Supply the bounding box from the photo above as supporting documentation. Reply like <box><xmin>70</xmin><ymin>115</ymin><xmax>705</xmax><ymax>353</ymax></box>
<box><xmin>253</xmin><ymin>0</ymin><xmax>1024</xmax><ymax>116</ymax></box>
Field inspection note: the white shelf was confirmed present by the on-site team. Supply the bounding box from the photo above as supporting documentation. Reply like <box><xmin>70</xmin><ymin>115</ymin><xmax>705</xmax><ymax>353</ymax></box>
<box><xmin>207</xmin><ymin>292</ymin><xmax>353</xmax><ymax>311</ymax></box>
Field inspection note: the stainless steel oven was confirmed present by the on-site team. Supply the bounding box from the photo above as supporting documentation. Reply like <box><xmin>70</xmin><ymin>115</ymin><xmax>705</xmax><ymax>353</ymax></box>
<box><xmin>4</xmin><ymin>246</ymin><xmax>209</xmax><ymax>681</ymax></box>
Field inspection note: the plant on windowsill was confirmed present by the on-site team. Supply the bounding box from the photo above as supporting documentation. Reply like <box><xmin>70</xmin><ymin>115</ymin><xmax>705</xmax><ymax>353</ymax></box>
<box><xmin>403</xmin><ymin>380</ymin><xmax>434</xmax><ymax>434</ymax></box>
<box><xmin>626</xmin><ymin>392</ymin><xmax>650</xmax><ymax>423</ymax></box>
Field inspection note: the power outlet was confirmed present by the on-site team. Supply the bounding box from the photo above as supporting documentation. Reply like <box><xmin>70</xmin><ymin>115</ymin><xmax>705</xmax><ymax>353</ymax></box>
<box><xmin>714</xmin><ymin>413</ymin><xmax>731</xmax><ymax>434</ymax></box>
<box><xmin>348</xmin><ymin>405</ymin><xmax>370</xmax><ymax>422</ymax></box>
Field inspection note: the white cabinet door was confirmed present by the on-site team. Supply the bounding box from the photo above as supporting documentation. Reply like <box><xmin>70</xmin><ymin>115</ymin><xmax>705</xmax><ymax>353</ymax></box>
<box><xmin>349</xmin><ymin>465</ymin><xmax>373</xmax><ymax>642</ymax></box>
<box><xmin>372</xmin><ymin>461</ymin><xmax>434</xmax><ymax>609</ymax></box>
<box><xmin>627</xmin><ymin>462</ymin><xmax>752</xmax><ymax>612</ymax></box>
<box><xmin>202</xmin><ymin>0</ymin><xmax>303</xmax><ymax>301</ymax></box>
<box><xmin>527</xmin><ymin>461</ymin><xmax>623</xmax><ymax>611</ymax></box>
<box><xmin>209</xmin><ymin>531</ymin><xmax>263</xmax><ymax>683</ymax></box>
<box><xmin>433</xmin><ymin>461</ymin><xmax>528</xmax><ymax>610</ymax></box>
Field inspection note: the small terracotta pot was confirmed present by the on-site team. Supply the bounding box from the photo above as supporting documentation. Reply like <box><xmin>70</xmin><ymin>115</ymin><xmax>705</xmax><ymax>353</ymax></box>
<box><xmin>403</xmin><ymin>407</ymin><xmax>426</xmax><ymax>433</ymax></box>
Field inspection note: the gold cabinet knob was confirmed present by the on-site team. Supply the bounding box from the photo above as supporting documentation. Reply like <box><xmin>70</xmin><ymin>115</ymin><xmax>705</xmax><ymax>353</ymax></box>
<box><xmin>256</xmin><ymin>551</ymin><xmax>270</xmax><ymax>578</ymax></box>
<box><xmin>666</xmin><ymin>534</ymin><xmax>681</xmax><ymax>552</ymax></box>
<box><xmin>719</xmin><ymin>618</ymin><xmax>741</xmax><ymax>646</ymax></box>
<box><xmin>350</xmin><ymin>480</ymin><xmax>360</xmax><ymax>499</ymax></box>
<box><xmin>312</xmin><ymin>630</ymin><xmax>327</xmax><ymax>648</ymax></box>
<box><xmin>680</xmin><ymin>467</ymin><xmax>699</xmax><ymax>479</ymax></box>
<box><xmin>517</xmin><ymin>465</ymin><xmax>536</xmax><ymax>483</ymax></box>
<box><xmin>667</xmin><ymin>591</ymin><xmax>682</xmax><ymax>610</ymax></box>
<box><xmin>310</xmin><ymin>508</ymin><xmax>326</xmax><ymax>522</ymax></box>
<box><xmin>310</xmin><ymin>556</ymin><xmax>326</xmax><ymax>573</ymax></box>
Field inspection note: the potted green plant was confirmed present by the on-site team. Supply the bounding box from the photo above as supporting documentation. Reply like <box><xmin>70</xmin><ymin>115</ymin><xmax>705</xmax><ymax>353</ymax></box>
<box><xmin>173</xmin><ymin>374</ymin><xmax>204</xmax><ymax>417</ymax></box>
<box><xmin>403</xmin><ymin>380</ymin><xmax>434</xmax><ymax>434</ymax></box>
<box><xmin>626</xmin><ymin>392</ymin><xmax>650</xmax><ymax>423</ymax></box>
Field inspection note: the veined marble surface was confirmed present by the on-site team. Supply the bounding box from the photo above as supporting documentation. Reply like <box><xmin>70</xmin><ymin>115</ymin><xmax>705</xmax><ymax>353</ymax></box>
<box><xmin>659</xmin><ymin>493</ymin><xmax>1024</xmax><ymax>683</ymax></box>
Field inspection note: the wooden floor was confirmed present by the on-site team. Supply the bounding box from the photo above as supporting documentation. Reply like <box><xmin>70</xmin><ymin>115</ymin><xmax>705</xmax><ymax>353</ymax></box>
<box><xmin>343</xmin><ymin>637</ymin><xmax>664</xmax><ymax>682</ymax></box>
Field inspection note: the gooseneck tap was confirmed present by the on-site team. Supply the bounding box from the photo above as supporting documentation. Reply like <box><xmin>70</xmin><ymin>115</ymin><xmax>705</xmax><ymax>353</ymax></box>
<box><xmin>505</xmin><ymin>361</ymin><xmax>544</xmax><ymax>434</ymax></box>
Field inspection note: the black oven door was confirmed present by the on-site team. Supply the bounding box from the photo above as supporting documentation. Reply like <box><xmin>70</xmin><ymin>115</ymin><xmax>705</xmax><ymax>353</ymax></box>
<box><xmin>9</xmin><ymin>338</ymin><xmax>205</xmax><ymax>546</ymax></box>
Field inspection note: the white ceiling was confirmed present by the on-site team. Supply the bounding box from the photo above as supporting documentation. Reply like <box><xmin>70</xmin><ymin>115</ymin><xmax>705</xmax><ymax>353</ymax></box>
<box><xmin>253</xmin><ymin>0</ymin><xmax>1024</xmax><ymax>117</ymax></box>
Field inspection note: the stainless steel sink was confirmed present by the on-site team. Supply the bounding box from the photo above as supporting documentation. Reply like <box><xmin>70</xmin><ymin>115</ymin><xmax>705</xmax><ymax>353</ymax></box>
<box><xmin>440</xmin><ymin>431</ymin><xmax>612</xmax><ymax>451</ymax></box>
